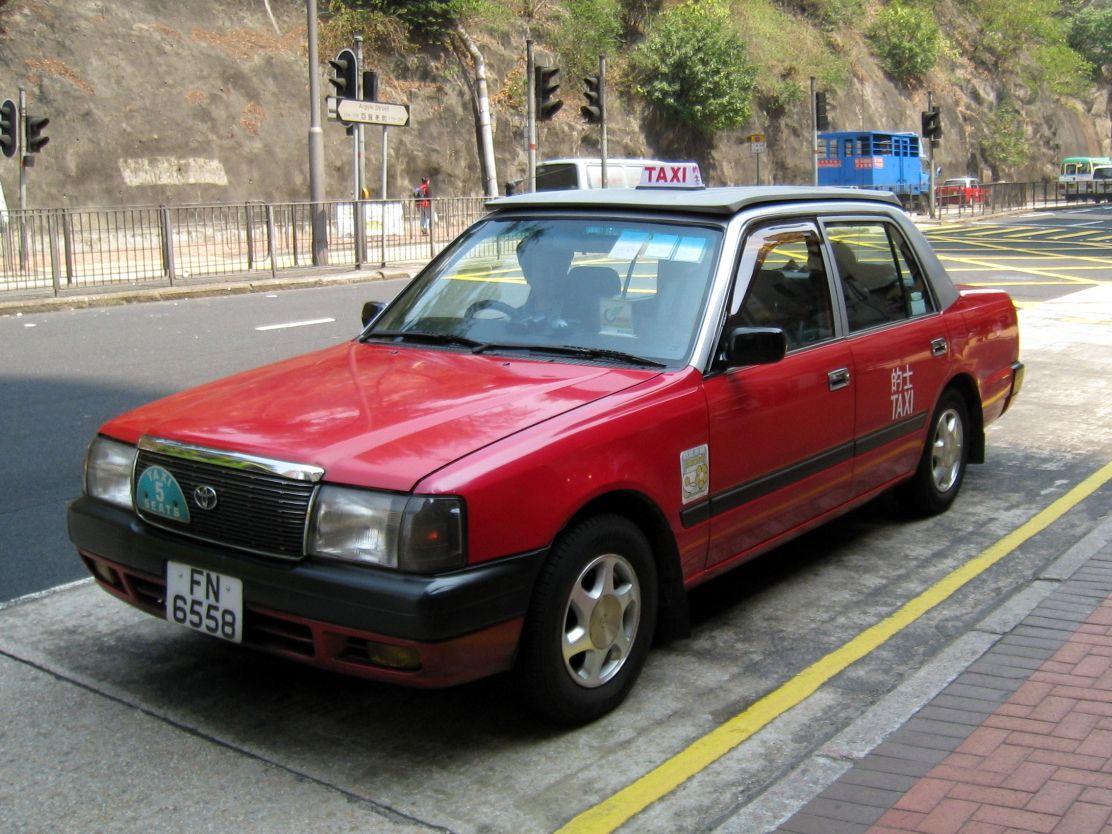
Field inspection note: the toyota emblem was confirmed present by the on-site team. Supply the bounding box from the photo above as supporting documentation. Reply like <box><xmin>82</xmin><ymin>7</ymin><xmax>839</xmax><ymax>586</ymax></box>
<box><xmin>193</xmin><ymin>485</ymin><xmax>218</xmax><ymax>511</ymax></box>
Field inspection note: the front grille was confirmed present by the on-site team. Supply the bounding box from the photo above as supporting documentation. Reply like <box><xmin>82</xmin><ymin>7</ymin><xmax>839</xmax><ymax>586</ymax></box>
<box><xmin>135</xmin><ymin>449</ymin><xmax>315</xmax><ymax>559</ymax></box>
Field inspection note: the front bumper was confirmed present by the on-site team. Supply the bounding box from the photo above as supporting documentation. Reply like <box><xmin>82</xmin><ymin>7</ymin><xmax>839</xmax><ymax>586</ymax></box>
<box><xmin>68</xmin><ymin>496</ymin><xmax>544</xmax><ymax>687</ymax></box>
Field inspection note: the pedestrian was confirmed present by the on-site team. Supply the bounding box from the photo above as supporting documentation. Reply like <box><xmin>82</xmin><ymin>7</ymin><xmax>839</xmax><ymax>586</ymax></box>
<box><xmin>415</xmin><ymin>176</ymin><xmax>432</xmax><ymax>234</ymax></box>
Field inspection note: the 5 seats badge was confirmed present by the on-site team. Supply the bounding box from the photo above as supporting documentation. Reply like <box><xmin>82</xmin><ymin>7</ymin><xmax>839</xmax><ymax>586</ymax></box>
<box><xmin>193</xmin><ymin>485</ymin><xmax>218</xmax><ymax>511</ymax></box>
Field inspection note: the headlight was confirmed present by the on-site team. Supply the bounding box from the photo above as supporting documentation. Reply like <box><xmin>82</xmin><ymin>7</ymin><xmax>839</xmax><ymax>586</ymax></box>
<box><xmin>308</xmin><ymin>486</ymin><xmax>465</xmax><ymax>574</ymax></box>
<box><xmin>84</xmin><ymin>436</ymin><xmax>137</xmax><ymax>510</ymax></box>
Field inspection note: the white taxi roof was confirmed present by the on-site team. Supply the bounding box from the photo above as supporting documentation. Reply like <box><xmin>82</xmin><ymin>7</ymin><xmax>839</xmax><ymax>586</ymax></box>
<box><xmin>486</xmin><ymin>185</ymin><xmax>902</xmax><ymax>216</ymax></box>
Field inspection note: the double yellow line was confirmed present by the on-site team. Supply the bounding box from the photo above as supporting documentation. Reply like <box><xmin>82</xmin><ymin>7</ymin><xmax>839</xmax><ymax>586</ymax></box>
<box><xmin>559</xmin><ymin>460</ymin><xmax>1112</xmax><ymax>833</ymax></box>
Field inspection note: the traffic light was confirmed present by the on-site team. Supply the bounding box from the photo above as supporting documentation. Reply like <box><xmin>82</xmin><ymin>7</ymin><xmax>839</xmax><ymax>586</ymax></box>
<box><xmin>921</xmin><ymin>107</ymin><xmax>942</xmax><ymax>140</ymax></box>
<box><xmin>535</xmin><ymin>65</ymin><xmax>562</xmax><ymax>122</ymax></box>
<box><xmin>815</xmin><ymin>91</ymin><xmax>829</xmax><ymax>131</ymax></box>
<box><xmin>329</xmin><ymin>48</ymin><xmax>358</xmax><ymax>99</ymax></box>
<box><xmin>0</xmin><ymin>99</ymin><xmax>16</xmax><ymax>158</ymax></box>
<box><xmin>25</xmin><ymin>113</ymin><xmax>49</xmax><ymax>154</ymax></box>
<box><xmin>581</xmin><ymin>74</ymin><xmax>603</xmax><ymax>124</ymax></box>
<box><xmin>363</xmin><ymin>69</ymin><xmax>379</xmax><ymax>102</ymax></box>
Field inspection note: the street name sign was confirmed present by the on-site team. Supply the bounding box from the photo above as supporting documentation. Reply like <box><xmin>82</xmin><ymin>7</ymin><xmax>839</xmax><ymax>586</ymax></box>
<box><xmin>327</xmin><ymin>97</ymin><xmax>410</xmax><ymax>127</ymax></box>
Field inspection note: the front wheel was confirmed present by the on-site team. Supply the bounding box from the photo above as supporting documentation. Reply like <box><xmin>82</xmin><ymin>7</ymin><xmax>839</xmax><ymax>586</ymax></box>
<box><xmin>516</xmin><ymin>515</ymin><xmax>658</xmax><ymax>726</ymax></box>
<box><xmin>897</xmin><ymin>389</ymin><xmax>970</xmax><ymax>516</ymax></box>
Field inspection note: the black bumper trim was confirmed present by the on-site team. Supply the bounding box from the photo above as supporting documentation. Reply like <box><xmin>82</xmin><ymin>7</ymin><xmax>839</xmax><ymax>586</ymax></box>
<box><xmin>68</xmin><ymin>496</ymin><xmax>544</xmax><ymax>643</ymax></box>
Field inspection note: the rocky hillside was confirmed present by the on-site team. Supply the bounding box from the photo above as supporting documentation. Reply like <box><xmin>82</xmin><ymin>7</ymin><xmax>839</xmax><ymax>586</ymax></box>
<box><xmin>0</xmin><ymin>0</ymin><xmax>1108</xmax><ymax>209</ymax></box>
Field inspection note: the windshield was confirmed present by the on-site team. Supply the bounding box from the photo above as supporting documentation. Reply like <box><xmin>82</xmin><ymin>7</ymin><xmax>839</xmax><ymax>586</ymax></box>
<box><xmin>370</xmin><ymin>216</ymin><xmax>723</xmax><ymax>366</ymax></box>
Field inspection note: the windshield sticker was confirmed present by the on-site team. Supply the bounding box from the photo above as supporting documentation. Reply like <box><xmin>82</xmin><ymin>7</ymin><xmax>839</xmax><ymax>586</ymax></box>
<box><xmin>680</xmin><ymin>444</ymin><xmax>710</xmax><ymax>504</ymax></box>
<box><xmin>607</xmin><ymin>230</ymin><xmax>650</xmax><ymax>260</ymax></box>
<box><xmin>643</xmin><ymin>234</ymin><xmax>679</xmax><ymax>260</ymax></box>
<box><xmin>599</xmin><ymin>299</ymin><xmax>635</xmax><ymax>336</ymax></box>
<box><xmin>136</xmin><ymin>465</ymin><xmax>191</xmax><ymax>523</ymax></box>
<box><xmin>673</xmin><ymin>237</ymin><xmax>708</xmax><ymax>263</ymax></box>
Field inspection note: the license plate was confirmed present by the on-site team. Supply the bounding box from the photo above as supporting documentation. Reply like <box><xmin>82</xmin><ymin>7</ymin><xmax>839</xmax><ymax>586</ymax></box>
<box><xmin>166</xmin><ymin>561</ymin><xmax>243</xmax><ymax>644</ymax></box>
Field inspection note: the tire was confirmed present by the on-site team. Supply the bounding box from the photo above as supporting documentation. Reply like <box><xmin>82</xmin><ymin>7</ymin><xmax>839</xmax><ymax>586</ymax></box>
<box><xmin>516</xmin><ymin>514</ymin><xmax>658</xmax><ymax>726</ymax></box>
<box><xmin>897</xmin><ymin>389</ymin><xmax>970</xmax><ymax>516</ymax></box>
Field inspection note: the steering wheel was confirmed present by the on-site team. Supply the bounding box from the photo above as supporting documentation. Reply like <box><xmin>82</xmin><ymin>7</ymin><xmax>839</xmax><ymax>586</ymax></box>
<box><xmin>464</xmin><ymin>299</ymin><xmax>518</xmax><ymax>321</ymax></box>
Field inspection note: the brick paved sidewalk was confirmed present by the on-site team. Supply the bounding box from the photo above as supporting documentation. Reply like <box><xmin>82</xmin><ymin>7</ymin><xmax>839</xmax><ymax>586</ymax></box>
<box><xmin>777</xmin><ymin>541</ymin><xmax>1112</xmax><ymax>834</ymax></box>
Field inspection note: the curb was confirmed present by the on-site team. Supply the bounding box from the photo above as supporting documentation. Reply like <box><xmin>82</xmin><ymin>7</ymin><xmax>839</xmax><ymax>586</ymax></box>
<box><xmin>0</xmin><ymin>266</ymin><xmax>420</xmax><ymax>317</ymax></box>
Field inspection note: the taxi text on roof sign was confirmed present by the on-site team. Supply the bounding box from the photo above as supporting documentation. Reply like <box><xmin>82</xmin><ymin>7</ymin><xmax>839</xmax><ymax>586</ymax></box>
<box><xmin>638</xmin><ymin>162</ymin><xmax>704</xmax><ymax>189</ymax></box>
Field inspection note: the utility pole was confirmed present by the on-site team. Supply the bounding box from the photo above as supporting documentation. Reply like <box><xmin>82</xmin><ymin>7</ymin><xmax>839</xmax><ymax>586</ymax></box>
<box><xmin>599</xmin><ymin>54</ymin><xmax>608</xmax><ymax>189</ymax></box>
<box><xmin>306</xmin><ymin>0</ymin><xmax>328</xmax><ymax>265</ymax></box>
<box><xmin>810</xmin><ymin>76</ymin><xmax>818</xmax><ymax>187</ymax></box>
<box><xmin>353</xmin><ymin>35</ymin><xmax>366</xmax><ymax>266</ymax></box>
<box><xmin>17</xmin><ymin>86</ymin><xmax>27</xmax><ymax>271</ymax></box>
<box><xmin>527</xmin><ymin>39</ymin><xmax>536</xmax><ymax>192</ymax></box>
<box><xmin>927</xmin><ymin>90</ymin><xmax>937</xmax><ymax>219</ymax></box>
<box><xmin>18</xmin><ymin>86</ymin><xmax>26</xmax><ymax>212</ymax></box>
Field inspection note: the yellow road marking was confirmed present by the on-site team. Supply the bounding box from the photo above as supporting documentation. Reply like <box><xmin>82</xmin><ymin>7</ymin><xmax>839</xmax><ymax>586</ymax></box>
<box><xmin>963</xmin><ymin>280</ymin><xmax>1079</xmax><ymax>287</ymax></box>
<box><xmin>930</xmin><ymin>234</ymin><xmax>1112</xmax><ymax>270</ymax></box>
<box><xmin>558</xmin><ymin>461</ymin><xmax>1112</xmax><ymax>833</ymax></box>
<box><xmin>934</xmin><ymin>253</ymin><xmax>1098</xmax><ymax>285</ymax></box>
<box><xmin>1051</xmin><ymin>229</ymin><xmax>1105</xmax><ymax>240</ymax></box>
<box><xmin>933</xmin><ymin>232</ymin><xmax>1112</xmax><ymax>253</ymax></box>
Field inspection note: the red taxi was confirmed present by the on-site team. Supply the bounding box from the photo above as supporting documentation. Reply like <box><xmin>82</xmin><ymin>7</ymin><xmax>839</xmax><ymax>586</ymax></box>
<box><xmin>70</xmin><ymin>171</ymin><xmax>1023</xmax><ymax>724</ymax></box>
<box><xmin>936</xmin><ymin>176</ymin><xmax>988</xmax><ymax>207</ymax></box>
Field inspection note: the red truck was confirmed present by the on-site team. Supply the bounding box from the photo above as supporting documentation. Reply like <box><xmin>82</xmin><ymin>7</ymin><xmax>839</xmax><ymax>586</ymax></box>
<box><xmin>70</xmin><ymin>175</ymin><xmax>1023</xmax><ymax>724</ymax></box>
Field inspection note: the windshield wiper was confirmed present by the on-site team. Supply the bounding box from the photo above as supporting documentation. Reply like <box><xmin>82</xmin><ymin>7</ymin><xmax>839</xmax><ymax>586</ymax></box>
<box><xmin>363</xmin><ymin>330</ymin><xmax>488</xmax><ymax>351</ymax></box>
<box><xmin>475</xmin><ymin>342</ymin><xmax>666</xmax><ymax>368</ymax></box>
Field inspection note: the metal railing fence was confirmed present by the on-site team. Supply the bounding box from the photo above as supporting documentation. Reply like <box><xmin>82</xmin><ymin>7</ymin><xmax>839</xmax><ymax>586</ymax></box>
<box><xmin>932</xmin><ymin>179</ymin><xmax>1112</xmax><ymax>218</ymax></box>
<box><xmin>0</xmin><ymin>196</ymin><xmax>488</xmax><ymax>297</ymax></box>
<box><xmin>2</xmin><ymin>184</ymin><xmax>1107</xmax><ymax>297</ymax></box>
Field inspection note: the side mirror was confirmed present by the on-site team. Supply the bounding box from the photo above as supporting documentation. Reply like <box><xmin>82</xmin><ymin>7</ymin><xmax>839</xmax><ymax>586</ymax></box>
<box><xmin>722</xmin><ymin>327</ymin><xmax>787</xmax><ymax>367</ymax></box>
<box><xmin>361</xmin><ymin>301</ymin><xmax>387</xmax><ymax>328</ymax></box>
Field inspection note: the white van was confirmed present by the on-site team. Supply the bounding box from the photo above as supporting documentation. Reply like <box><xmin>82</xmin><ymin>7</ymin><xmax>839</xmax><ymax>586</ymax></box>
<box><xmin>535</xmin><ymin>158</ymin><xmax>673</xmax><ymax>191</ymax></box>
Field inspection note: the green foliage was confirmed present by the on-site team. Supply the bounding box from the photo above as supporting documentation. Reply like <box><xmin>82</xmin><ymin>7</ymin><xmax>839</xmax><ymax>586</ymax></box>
<box><xmin>867</xmin><ymin>1</ymin><xmax>941</xmax><ymax>83</ymax></box>
<box><xmin>760</xmin><ymin>77</ymin><xmax>805</xmax><ymax>111</ymax></box>
<box><xmin>980</xmin><ymin>105</ymin><xmax>1029</xmax><ymax>176</ymax></box>
<box><xmin>553</xmin><ymin>0</ymin><xmax>623</xmax><ymax>79</ymax></box>
<box><xmin>973</xmin><ymin>0</ymin><xmax>1092</xmax><ymax>93</ymax></box>
<box><xmin>331</xmin><ymin>0</ymin><xmax>483</xmax><ymax>38</ymax></box>
<box><xmin>320</xmin><ymin>7</ymin><xmax>407</xmax><ymax>58</ymax></box>
<box><xmin>1033</xmin><ymin>42</ymin><xmax>1092</xmax><ymax>94</ymax></box>
<box><xmin>629</xmin><ymin>1</ymin><xmax>756</xmax><ymax>133</ymax></box>
<box><xmin>733</xmin><ymin>0</ymin><xmax>849</xmax><ymax>113</ymax></box>
<box><xmin>796</xmin><ymin>0</ymin><xmax>864</xmax><ymax>30</ymax></box>
<box><xmin>1069</xmin><ymin>6</ymin><xmax>1112</xmax><ymax>74</ymax></box>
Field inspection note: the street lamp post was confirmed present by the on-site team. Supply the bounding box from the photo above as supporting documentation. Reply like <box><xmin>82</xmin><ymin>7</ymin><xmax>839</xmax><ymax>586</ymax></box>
<box><xmin>306</xmin><ymin>0</ymin><xmax>328</xmax><ymax>265</ymax></box>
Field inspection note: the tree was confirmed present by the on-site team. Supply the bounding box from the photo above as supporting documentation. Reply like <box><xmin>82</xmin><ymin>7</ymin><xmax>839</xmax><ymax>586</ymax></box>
<box><xmin>1069</xmin><ymin>5</ymin><xmax>1112</xmax><ymax>76</ymax></box>
<box><xmin>628</xmin><ymin>1</ymin><xmax>756</xmax><ymax>134</ymax></box>
<box><xmin>980</xmin><ymin>105</ymin><xmax>1029</xmax><ymax>179</ymax></box>
<box><xmin>867</xmin><ymin>1</ymin><xmax>941</xmax><ymax>84</ymax></box>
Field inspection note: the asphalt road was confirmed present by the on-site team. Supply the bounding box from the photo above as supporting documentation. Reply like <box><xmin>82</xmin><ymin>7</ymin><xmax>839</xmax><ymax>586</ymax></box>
<box><xmin>925</xmin><ymin>202</ymin><xmax>1112</xmax><ymax>304</ymax></box>
<box><xmin>0</xmin><ymin>207</ymin><xmax>1109</xmax><ymax>831</ymax></box>
<box><xmin>0</xmin><ymin>278</ymin><xmax>409</xmax><ymax>601</ymax></box>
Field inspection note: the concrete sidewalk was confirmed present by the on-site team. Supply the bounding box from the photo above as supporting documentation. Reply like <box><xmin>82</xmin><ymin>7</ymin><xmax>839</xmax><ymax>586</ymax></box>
<box><xmin>706</xmin><ymin>508</ymin><xmax>1112</xmax><ymax>834</ymax></box>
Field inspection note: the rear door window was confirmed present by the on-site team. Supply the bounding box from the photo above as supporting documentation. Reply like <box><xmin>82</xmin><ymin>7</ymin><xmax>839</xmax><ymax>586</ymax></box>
<box><xmin>825</xmin><ymin>222</ymin><xmax>935</xmax><ymax>332</ymax></box>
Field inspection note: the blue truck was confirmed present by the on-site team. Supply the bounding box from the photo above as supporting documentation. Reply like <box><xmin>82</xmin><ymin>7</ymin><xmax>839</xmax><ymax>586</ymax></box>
<box><xmin>818</xmin><ymin>131</ymin><xmax>930</xmax><ymax>210</ymax></box>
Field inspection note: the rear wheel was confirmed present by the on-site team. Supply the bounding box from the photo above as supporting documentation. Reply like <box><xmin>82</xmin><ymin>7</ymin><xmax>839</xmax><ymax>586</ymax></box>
<box><xmin>516</xmin><ymin>515</ymin><xmax>658</xmax><ymax>726</ymax></box>
<box><xmin>897</xmin><ymin>389</ymin><xmax>970</xmax><ymax>516</ymax></box>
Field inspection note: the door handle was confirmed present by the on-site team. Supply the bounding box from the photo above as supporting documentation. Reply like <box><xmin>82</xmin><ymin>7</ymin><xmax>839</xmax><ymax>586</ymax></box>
<box><xmin>828</xmin><ymin>367</ymin><xmax>851</xmax><ymax>390</ymax></box>
<box><xmin>931</xmin><ymin>337</ymin><xmax>948</xmax><ymax>357</ymax></box>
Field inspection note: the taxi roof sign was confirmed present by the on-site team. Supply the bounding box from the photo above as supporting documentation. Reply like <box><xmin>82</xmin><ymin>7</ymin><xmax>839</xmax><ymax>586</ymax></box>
<box><xmin>637</xmin><ymin>162</ymin><xmax>704</xmax><ymax>190</ymax></box>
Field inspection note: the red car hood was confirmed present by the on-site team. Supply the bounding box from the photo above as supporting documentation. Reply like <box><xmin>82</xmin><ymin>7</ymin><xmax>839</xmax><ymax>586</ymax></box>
<box><xmin>101</xmin><ymin>342</ymin><xmax>656</xmax><ymax>492</ymax></box>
